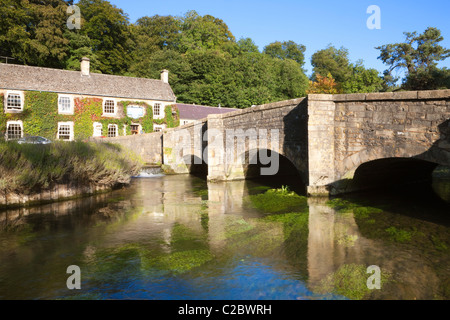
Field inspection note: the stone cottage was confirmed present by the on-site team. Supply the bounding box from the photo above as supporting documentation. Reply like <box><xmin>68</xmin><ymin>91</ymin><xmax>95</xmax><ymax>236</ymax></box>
<box><xmin>0</xmin><ymin>57</ymin><xmax>177</xmax><ymax>141</ymax></box>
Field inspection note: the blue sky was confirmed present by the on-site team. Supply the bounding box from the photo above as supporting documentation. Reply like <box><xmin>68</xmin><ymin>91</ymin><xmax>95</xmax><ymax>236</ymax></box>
<box><xmin>102</xmin><ymin>0</ymin><xmax>450</xmax><ymax>77</ymax></box>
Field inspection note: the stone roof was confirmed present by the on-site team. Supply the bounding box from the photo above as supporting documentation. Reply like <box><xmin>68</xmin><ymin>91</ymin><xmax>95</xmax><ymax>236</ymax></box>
<box><xmin>176</xmin><ymin>103</ymin><xmax>237</xmax><ymax>120</ymax></box>
<box><xmin>0</xmin><ymin>63</ymin><xmax>177</xmax><ymax>102</ymax></box>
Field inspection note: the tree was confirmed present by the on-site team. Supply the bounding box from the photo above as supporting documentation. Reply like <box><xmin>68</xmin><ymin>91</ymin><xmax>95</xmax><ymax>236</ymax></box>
<box><xmin>307</xmin><ymin>73</ymin><xmax>341</xmax><ymax>94</ymax></box>
<box><xmin>311</xmin><ymin>45</ymin><xmax>383</xmax><ymax>93</ymax></box>
<box><xmin>376</xmin><ymin>27</ymin><xmax>450</xmax><ymax>90</ymax></box>
<box><xmin>341</xmin><ymin>61</ymin><xmax>383</xmax><ymax>93</ymax></box>
<box><xmin>133</xmin><ymin>15</ymin><xmax>181</xmax><ymax>52</ymax></box>
<box><xmin>179</xmin><ymin>10</ymin><xmax>235</xmax><ymax>52</ymax></box>
<box><xmin>237</xmin><ymin>37</ymin><xmax>259</xmax><ymax>54</ymax></box>
<box><xmin>64</xmin><ymin>31</ymin><xmax>101</xmax><ymax>72</ymax></box>
<box><xmin>0</xmin><ymin>0</ymin><xmax>71</xmax><ymax>68</ymax></box>
<box><xmin>77</xmin><ymin>0</ymin><xmax>133</xmax><ymax>75</ymax></box>
<box><xmin>263</xmin><ymin>40</ymin><xmax>306</xmax><ymax>67</ymax></box>
<box><xmin>403</xmin><ymin>66</ymin><xmax>450</xmax><ymax>90</ymax></box>
<box><xmin>311</xmin><ymin>45</ymin><xmax>352</xmax><ymax>84</ymax></box>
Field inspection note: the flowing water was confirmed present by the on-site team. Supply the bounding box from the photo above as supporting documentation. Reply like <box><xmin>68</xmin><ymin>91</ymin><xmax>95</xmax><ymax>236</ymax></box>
<box><xmin>0</xmin><ymin>174</ymin><xmax>449</xmax><ymax>300</ymax></box>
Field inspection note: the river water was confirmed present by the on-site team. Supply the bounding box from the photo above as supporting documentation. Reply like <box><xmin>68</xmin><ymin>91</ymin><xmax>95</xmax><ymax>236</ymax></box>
<box><xmin>0</xmin><ymin>174</ymin><xmax>449</xmax><ymax>300</ymax></box>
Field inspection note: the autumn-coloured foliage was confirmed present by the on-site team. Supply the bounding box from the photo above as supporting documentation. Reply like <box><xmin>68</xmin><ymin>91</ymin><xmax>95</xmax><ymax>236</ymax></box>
<box><xmin>307</xmin><ymin>73</ymin><xmax>342</xmax><ymax>94</ymax></box>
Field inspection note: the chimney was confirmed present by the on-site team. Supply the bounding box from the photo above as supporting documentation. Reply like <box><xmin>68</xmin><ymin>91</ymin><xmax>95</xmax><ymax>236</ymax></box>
<box><xmin>81</xmin><ymin>57</ymin><xmax>90</xmax><ymax>76</ymax></box>
<box><xmin>160</xmin><ymin>69</ymin><xmax>169</xmax><ymax>83</ymax></box>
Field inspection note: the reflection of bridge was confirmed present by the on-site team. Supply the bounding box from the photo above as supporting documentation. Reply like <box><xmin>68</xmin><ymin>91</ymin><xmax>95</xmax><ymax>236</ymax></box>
<box><xmin>99</xmin><ymin>90</ymin><xmax>450</xmax><ymax>195</ymax></box>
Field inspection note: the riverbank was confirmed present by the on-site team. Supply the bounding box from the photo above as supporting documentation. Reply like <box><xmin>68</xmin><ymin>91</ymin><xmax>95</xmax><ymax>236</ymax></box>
<box><xmin>0</xmin><ymin>141</ymin><xmax>143</xmax><ymax>208</ymax></box>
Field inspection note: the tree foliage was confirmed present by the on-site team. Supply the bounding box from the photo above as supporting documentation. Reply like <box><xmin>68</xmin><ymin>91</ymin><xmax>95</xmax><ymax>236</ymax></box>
<box><xmin>376</xmin><ymin>27</ymin><xmax>450</xmax><ymax>90</ymax></box>
<box><xmin>307</xmin><ymin>73</ymin><xmax>341</xmax><ymax>94</ymax></box>
<box><xmin>311</xmin><ymin>45</ymin><xmax>383</xmax><ymax>93</ymax></box>
<box><xmin>5</xmin><ymin>1</ymin><xmax>448</xmax><ymax>109</ymax></box>
<box><xmin>0</xmin><ymin>0</ymin><xmax>71</xmax><ymax>68</ymax></box>
<box><xmin>264</xmin><ymin>40</ymin><xmax>306</xmax><ymax>67</ymax></box>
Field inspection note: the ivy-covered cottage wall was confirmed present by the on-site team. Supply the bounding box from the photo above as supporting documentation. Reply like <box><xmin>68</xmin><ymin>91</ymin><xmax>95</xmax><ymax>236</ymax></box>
<box><xmin>0</xmin><ymin>91</ymin><xmax>180</xmax><ymax>140</ymax></box>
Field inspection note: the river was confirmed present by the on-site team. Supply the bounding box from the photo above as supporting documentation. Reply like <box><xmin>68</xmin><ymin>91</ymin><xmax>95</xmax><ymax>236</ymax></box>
<box><xmin>0</xmin><ymin>174</ymin><xmax>449</xmax><ymax>300</ymax></box>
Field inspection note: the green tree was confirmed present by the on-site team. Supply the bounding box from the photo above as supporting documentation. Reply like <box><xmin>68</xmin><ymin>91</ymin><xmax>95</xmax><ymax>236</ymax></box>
<box><xmin>77</xmin><ymin>0</ymin><xmax>133</xmax><ymax>75</ymax></box>
<box><xmin>179</xmin><ymin>10</ymin><xmax>235</xmax><ymax>52</ymax></box>
<box><xmin>376</xmin><ymin>27</ymin><xmax>450</xmax><ymax>90</ymax></box>
<box><xmin>0</xmin><ymin>0</ymin><xmax>71</xmax><ymax>68</ymax></box>
<box><xmin>133</xmin><ymin>15</ymin><xmax>181</xmax><ymax>53</ymax></box>
<box><xmin>237</xmin><ymin>37</ymin><xmax>259</xmax><ymax>54</ymax></box>
<box><xmin>311</xmin><ymin>45</ymin><xmax>352</xmax><ymax>84</ymax></box>
<box><xmin>341</xmin><ymin>61</ymin><xmax>383</xmax><ymax>93</ymax></box>
<box><xmin>64</xmin><ymin>31</ymin><xmax>101</xmax><ymax>72</ymax></box>
<box><xmin>311</xmin><ymin>45</ymin><xmax>383</xmax><ymax>93</ymax></box>
<box><xmin>263</xmin><ymin>40</ymin><xmax>306</xmax><ymax>67</ymax></box>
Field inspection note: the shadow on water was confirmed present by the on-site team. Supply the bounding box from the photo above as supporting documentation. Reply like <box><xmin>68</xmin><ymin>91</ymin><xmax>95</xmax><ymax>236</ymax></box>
<box><xmin>244</xmin><ymin>150</ymin><xmax>307</xmax><ymax>196</ymax></box>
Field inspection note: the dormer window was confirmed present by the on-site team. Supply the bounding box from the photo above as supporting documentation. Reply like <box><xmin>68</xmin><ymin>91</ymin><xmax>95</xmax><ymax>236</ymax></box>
<box><xmin>103</xmin><ymin>99</ymin><xmax>116</xmax><ymax>116</ymax></box>
<box><xmin>58</xmin><ymin>95</ymin><xmax>74</xmax><ymax>114</ymax></box>
<box><xmin>5</xmin><ymin>91</ymin><xmax>24</xmax><ymax>112</ymax></box>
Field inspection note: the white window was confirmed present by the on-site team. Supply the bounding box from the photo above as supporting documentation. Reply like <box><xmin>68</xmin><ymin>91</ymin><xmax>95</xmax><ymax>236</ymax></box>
<box><xmin>93</xmin><ymin>122</ymin><xmax>103</xmax><ymax>137</ymax></box>
<box><xmin>5</xmin><ymin>91</ymin><xmax>24</xmax><ymax>112</ymax></box>
<box><xmin>58</xmin><ymin>95</ymin><xmax>74</xmax><ymax>114</ymax></box>
<box><xmin>107</xmin><ymin>124</ymin><xmax>118</xmax><ymax>138</ymax></box>
<box><xmin>153</xmin><ymin>103</ymin><xmax>162</xmax><ymax>117</ymax></box>
<box><xmin>57</xmin><ymin>122</ymin><xmax>74</xmax><ymax>141</ymax></box>
<box><xmin>103</xmin><ymin>99</ymin><xmax>116</xmax><ymax>115</ymax></box>
<box><xmin>5</xmin><ymin>121</ymin><xmax>23</xmax><ymax>140</ymax></box>
<box><xmin>153</xmin><ymin>125</ymin><xmax>165</xmax><ymax>133</ymax></box>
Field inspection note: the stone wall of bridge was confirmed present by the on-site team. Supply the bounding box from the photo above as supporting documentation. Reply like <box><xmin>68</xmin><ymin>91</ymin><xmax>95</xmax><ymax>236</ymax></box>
<box><xmin>206</xmin><ymin>98</ymin><xmax>309</xmax><ymax>183</ymax></box>
<box><xmin>96</xmin><ymin>89</ymin><xmax>450</xmax><ymax>196</ymax></box>
<box><xmin>91</xmin><ymin>133</ymin><xmax>163</xmax><ymax>165</ymax></box>
<box><xmin>308</xmin><ymin>90</ymin><xmax>450</xmax><ymax>195</ymax></box>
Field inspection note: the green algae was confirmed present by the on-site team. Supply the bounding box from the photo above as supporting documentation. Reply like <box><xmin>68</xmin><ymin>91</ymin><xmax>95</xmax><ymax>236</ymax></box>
<box><xmin>247</xmin><ymin>187</ymin><xmax>308</xmax><ymax>214</ymax></box>
<box><xmin>313</xmin><ymin>264</ymin><xmax>391</xmax><ymax>300</ymax></box>
<box><xmin>141</xmin><ymin>249</ymin><xmax>215</xmax><ymax>275</ymax></box>
<box><xmin>431</xmin><ymin>235</ymin><xmax>449</xmax><ymax>251</ymax></box>
<box><xmin>262</xmin><ymin>211</ymin><xmax>309</xmax><ymax>240</ymax></box>
<box><xmin>327</xmin><ymin>198</ymin><xmax>383</xmax><ymax>218</ymax></box>
<box><xmin>385</xmin><ymin>226</ymin><xmax>415</xmax><ymax>243</ymax></box>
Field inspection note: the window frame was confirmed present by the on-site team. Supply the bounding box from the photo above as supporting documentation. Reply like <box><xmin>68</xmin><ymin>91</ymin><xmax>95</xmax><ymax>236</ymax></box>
<box><xmin>5</xmin><ymin>91</ymin><xmax>24</xmax><ymax>113</ymax></box>
<box><xmin>107</xmin><ymin>124</ymin><xmax>118</xmax><ymax>138</ymax></box>
<box><xmin>57</xmin><ymin>122</ymin><xmax>74</xmax><ymax>141</ymax></box>
<box><xmin>5</xmin><ymin>120</ymin><xmax>24</xmax><ymax>140</ymax></box>
<box><xmin>153</xmin><ymin>103</ymin><xmax>162</xmax><ymax>118</ymax></box>
<box><xmin>58</xmin><ymin>94</ymin><xmax>74</xmax><ymax>115</ymax></box>
<box><xmin>103</xmin><ymin>99</ymin><xmax>117</xmax><ymax>116</ymax></box>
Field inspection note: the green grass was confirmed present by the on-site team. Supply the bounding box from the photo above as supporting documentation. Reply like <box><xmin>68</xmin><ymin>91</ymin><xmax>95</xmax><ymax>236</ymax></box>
<box><xmin>0</xmin><ymin>141</ymin><xmax>143</xmax><ymax>194</ymax></box>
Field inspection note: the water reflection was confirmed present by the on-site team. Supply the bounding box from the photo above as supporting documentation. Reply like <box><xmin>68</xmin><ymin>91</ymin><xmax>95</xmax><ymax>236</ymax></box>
<box><xmin>0</xmin><ymin>175</ymin><xmax>448</xmax><ymax>300</ymax></box>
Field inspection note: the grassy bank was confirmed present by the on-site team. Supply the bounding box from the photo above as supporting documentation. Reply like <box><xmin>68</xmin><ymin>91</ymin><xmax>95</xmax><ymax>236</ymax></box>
<box><xmin>0</xmin><ymin>141</ymin><xmax>143</xmax><ymax>195</ymax></box>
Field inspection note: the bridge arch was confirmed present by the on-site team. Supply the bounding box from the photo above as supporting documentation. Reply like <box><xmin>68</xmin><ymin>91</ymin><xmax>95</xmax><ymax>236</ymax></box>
<box><xmin>331</xmin><ymin>143</ymin><xmax>447</xmax><ymax>194</ymax></box>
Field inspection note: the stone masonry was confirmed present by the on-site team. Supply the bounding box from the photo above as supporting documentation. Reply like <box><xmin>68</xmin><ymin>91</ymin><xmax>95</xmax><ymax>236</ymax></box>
<box><xmin>103</xmin><ymin>90</ymin><xmax>450</xmax><ymax>196</ymax></box>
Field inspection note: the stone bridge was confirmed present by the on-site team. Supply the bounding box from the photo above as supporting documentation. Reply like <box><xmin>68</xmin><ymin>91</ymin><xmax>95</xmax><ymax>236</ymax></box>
<box><xmin>97</xmin><ymin>90</ymin><xmax>450</xmax><ymax>196</ymax></box>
